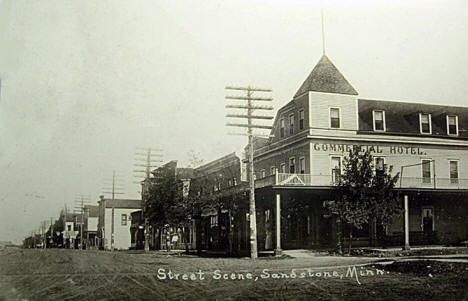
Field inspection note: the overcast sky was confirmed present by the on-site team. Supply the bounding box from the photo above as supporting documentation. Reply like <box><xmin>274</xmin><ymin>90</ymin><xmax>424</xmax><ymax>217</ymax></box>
<box><xmin>0</xmin><ymin>0</ymin><xmax>467</xmax><ymax>243</ymax></box>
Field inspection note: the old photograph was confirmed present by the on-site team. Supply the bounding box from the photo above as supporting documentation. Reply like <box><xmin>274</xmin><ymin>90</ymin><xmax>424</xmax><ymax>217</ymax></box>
<box><xmin>0</xmin><ymin>0</ymin><xmax>467</xmax><ymax>300</ymax></box>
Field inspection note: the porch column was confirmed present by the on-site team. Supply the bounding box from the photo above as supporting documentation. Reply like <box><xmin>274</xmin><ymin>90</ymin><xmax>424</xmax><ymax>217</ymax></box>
<box><xmin>274</xmin><ymin>193</ymin><xmax>282</xmax><ymax>256</ymax></box>
<box><xmin>404</xmin><ymin>195</ymin><xmax>410</xmax><ymax>250</ymax></box>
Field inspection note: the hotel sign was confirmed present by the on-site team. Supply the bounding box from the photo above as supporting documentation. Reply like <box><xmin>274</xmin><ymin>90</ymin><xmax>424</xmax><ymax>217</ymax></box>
<box><xmin>312</xmin><ymin>143</ymin><xmax>427</xmax><ymax>155</ymax></box>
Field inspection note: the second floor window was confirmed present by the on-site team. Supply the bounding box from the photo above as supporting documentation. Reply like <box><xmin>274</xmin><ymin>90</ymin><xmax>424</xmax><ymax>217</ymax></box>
<box><xmin>121</xmin><ymin>214</ymin><xmax>127</xmax><ymax>226</ymax></box>
<box><xmin>270</xmin><ymin>166</ymin><xmax>276</xmax><ymax>175</ymax></box>
<box><xmin>280</xmin><ymin>163</ymin><xmax>286</xmax><ymax>173</ymax></box>
<box><xmin>330</xmin><ymin>108</ymin><xmax>340</xmax><ymax>128</ymax></box>
<box><xmin>420</xmin><ymin>113</ymin><xmax>432</xmax><ymax>134</ymax></box>
<box><xmin>373</xmin><ymin>110</ymin><xmax>385</xmax><ymax>131</ymax></box>
<box><xmin>280</xmin><ymin>119</ymin><xmax>285</xmax><ymax>138</ymax></box>
<box><xmin>422</xmin><ymin>159</ymin><xmax>432</xmax><ymax>183</ymax></box>
<box><xmin>289</xmin><ymin>114</ymin><xmax>294</xmax><ymax>135</ymax></box>
<box><xmin>299</xmin><ymin>110</ymin><xmax>304</xmax><ymax>130</ymax></box>
<box><xmin>331</xmin><ymin>157</ymin><xmax>341</xmax><ymax>183</ymax></box>
<box><xmin>289</xmin><ymin>158</ymin><xmax>295</xmax><ymax>173</ymax></box>
<box><xmin>233</xmin><ymin>177</ymin><xmax>237</xmax><ymax>186</ymax></box>
<box><xmin>299</xmin><ymin>157</ymin><xmax>305</xmax><ymax>174</ymax></box>
<box><xmin>450</xmin><ymin>160</ymin><xmax>459</xmax><ymax>184</ymax></box>
<box><xmin>260</xmin><ymin>169</ymin><xmax>266</xmax><ymax>178</ymax></box>
<box><xmin>447</xmin><ymin>115</ymin><xmax>458</xmax><ymax>135</ymax></box>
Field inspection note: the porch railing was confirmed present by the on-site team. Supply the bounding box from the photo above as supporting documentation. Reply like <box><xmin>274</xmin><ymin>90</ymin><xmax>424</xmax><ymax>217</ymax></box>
<box><xmin>254</xmin><ymin>173</ymin><xmax>468</xmax><ymax>190</ymax></box>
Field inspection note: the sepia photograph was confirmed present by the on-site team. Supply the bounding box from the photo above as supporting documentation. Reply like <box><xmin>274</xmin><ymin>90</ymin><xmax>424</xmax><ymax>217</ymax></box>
<box><xmin>0</xmin><ymin>0</ymin><xmax>467</xmax><ymax>300</ymax></box>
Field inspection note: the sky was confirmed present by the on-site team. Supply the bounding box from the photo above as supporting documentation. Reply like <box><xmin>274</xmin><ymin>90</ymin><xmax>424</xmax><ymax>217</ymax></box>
<box><xmin>0</xmin><ymin>0</ymin><xmax>467</xmax><ymax>243</ymax></box>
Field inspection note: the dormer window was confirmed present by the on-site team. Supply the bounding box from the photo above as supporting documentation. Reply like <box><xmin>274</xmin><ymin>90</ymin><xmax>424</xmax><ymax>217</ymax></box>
<box><xmin>419</xmin><ymin>113</ymin><xmax>432</xmax><ymax>134</ymax></box>
<box><xmin>330</xmin><ymin>108</ymin><xmax>341</xmax><ymax>129</ymax></box>
<box><xmin>280</xmin><ymin>119</ymin><xmax>285</xmax><ymax>138</ymax></box>
<box><xmin>373</xmin><ymin>110</ymin><xmax>385</xmax><ymax>131</ymax></box>
<box><xmin>447</xmin><ymin>115</ymin><xmax>458</xmax><ymax>136</ymax></box>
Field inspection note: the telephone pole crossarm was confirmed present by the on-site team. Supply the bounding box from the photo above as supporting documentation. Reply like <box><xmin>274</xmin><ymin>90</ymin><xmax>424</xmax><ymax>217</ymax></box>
<box><xmin>225</xmin><ymin>96</ymin><xmax>273</xmax><ymax>101</ymax></box>
<box><xmin>225</xmin><ymin>104</ymin><xmax>273</xmax><ymax>110</ymax></box>
<box><xmin>226</xmin><ymin>123</ymin><xmax>273</xmax><ymax>129</ymax></box>
<box><xmin>226</xmin><ymin>114</ymin><xmax>273</xmax><ymax>120</ymax></box>
<box><xmin>225</xmin><ymin>86</ymin><xmax>272</xmax><ymax>92</ymax></box>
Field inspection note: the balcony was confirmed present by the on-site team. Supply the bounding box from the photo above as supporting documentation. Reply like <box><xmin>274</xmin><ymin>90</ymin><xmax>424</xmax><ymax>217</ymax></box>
<box><xmin>254</xmin><ymin>173</ymin><xmax>468</xmax><ymax>190</ymax></box>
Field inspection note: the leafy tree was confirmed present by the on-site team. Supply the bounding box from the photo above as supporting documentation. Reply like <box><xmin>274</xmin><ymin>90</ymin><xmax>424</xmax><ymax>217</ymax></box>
<box><xmin>145</xmin><ymin>173</ymin><xmax>180</xmax><ymax>228</ymax></box>
<box><xmin>326</xmin><ymin>148</ymin><xmax>400</xmax><ymax>254</ymax></box>
<box><xmin>370</xmin><ymin>162</ymin><xmax>401</xmax><ymax>245</ymax></box>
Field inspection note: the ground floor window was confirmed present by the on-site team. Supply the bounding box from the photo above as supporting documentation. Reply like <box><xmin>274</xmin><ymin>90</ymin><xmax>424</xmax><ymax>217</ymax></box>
<box><xmin>210</xmin><ymin>215</ymin><xmax>218</xmax><ymax>228</ymax></box>
<box><xmin>421</xmin><ymin>207</ymin><xmax>434</xmax><ymax>232</ymax></box>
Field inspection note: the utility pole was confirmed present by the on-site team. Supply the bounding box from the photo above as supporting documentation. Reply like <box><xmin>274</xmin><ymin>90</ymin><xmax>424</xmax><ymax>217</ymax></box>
<box><xmin>40</xmin><ymin>221</ymin><xmax>47</xmax><ymax>249</ymax></box>
<box><xmin>50</xmin><ymin>217</ymin><xmax>54</xmax><ymax>248</ymax></box>
<box><xmin>64</xmin><ymin>204</ymin><xmax>68</xmax><ymax>248</ymax></box>
<box><xmin>102</xmin><ymin>171</ymin><xmax>125</xmax><ymax>250</ymax></box>
<box><xmin>225</xmin><ymin>85</ymin><xmax>274</xmax><ymax>259</ymax></box>
<box><xmin>134</xmin><ymin>148</ymin><xmax>163</xmax><ymax>251</ymax></box>
<box><xmin>74</xmin><ymin>195</ymin><xmax>91</xmax><ymax>250</ymax></box>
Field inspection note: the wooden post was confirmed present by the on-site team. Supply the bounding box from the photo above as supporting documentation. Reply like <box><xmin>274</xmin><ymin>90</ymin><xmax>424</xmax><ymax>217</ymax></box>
<box><xmin>274</xmin><ymin>193</ymin><xmax>282</xmax><ymax>255</ymax></box>
<box><xmin>404</xmin><ymin>195</ymin><xmax>410</xmax><ymax>250</ymax></box>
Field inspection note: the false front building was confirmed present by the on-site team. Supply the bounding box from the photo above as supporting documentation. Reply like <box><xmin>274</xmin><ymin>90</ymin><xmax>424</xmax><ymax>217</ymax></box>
<box><xmin>97</xmin><ymin>197</ymin><xmax>142</xmax><ymax>250</ymax></box>
<box><xmin>251</xmin><ymin>55</ymin><xmax>468</xmax><ymax>250</ymax></box>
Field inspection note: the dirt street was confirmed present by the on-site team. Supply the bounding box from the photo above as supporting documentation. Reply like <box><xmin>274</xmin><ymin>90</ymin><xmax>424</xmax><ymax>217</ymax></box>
<box><xmin>0</xmin><ymin>248</ymin><xmax>467</xmax><ymax>300</ymax></box>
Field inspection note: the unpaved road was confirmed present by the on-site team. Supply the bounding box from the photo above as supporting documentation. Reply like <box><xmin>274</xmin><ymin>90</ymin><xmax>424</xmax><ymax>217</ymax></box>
<box><xmin>0</xmin><ymin>248</ymin><xmax>466</xmax><ymax>300</ymax></box>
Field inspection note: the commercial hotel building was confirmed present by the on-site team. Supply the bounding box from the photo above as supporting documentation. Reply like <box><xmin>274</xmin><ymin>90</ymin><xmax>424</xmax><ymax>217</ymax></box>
<box><xmin>193</xmin><ymin>54</ymin><xmax>468</xmax><ymax>254</ymax></box>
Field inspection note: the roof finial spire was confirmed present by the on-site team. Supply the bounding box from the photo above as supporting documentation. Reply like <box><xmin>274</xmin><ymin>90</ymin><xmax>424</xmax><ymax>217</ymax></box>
<box><xmin>321</xmin><ymin>3</ymin><xmax>326</xmax><ymax>56</ymax></box>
